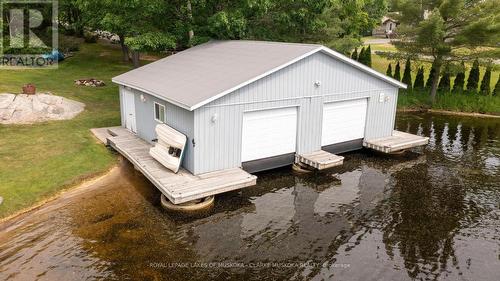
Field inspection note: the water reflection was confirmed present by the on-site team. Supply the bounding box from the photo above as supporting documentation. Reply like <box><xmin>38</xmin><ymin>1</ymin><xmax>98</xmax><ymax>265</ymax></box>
<box><xmin>0</xmin><ymin>113</ymin><xmax>499</xmax><ymax>281</ymax></box>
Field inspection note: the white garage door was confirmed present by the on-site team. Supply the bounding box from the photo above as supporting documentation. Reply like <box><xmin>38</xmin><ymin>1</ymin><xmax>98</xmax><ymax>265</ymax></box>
<box><xmin>241</xmin><ymin>107</ymin><xmax>297</xmax><ymax>162</ymax></box>
<box><xmin>321</xmin><ymin>99</ymin><xmax>368</xmax><ymax>146</ymax></box>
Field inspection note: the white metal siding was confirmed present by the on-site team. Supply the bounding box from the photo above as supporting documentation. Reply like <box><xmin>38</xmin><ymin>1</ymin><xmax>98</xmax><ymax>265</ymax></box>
<box><xmin>193</xmin><ymin>52</ymin><xmax>399</xmax><ymax>174</ymax></box>
<box><xmin>321</xmin><ymin>99</ymin><xmax>367</xmax><ymax>145</ymax></box>
<box><xmin>241</xmin><ymin>107</ymin><xmax>297</xmax><ymax>162</ymax></box>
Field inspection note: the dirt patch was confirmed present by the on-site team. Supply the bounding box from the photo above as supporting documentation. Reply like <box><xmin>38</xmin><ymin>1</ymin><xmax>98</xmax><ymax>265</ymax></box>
<box><xmin>0</xmin><ymin>93</ymin><xmax>85</xmax><ymax>124</ymax></box>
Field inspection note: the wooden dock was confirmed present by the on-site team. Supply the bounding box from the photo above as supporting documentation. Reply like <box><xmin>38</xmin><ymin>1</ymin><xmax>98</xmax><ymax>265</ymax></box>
<box><xmin>296</xmin><ymin>150</ymin><xmax>344</xmax><ymax>170</ymax></box>
<box><xmin>92</xmin><ymin>127</ymin><xmax>257</xmax><ymax>204</ymax></box>
<box><xmin>363</xmin><ymin>130</ymin><xmax>429</xmax><ymax>153</ymax></box>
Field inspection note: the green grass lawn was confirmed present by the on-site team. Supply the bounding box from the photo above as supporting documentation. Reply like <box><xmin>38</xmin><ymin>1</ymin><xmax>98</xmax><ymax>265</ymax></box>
<box><xmin>0</xmin><ymin>42</ymin><xmax>134</xmax><ymax>218</ymax></box>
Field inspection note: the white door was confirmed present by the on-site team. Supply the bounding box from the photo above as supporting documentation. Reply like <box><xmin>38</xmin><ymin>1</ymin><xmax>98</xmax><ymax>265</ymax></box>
<box><xmin>321</xmin><ymin>99</ymin><xmax>367</xmax><ymax>146</ymax></box>
<box><xmin>123</xmin><ymin>89</ymin><xmax>137</xmax><ymax>133</ymax></box>
<box><xmin>241</xmin><ymin>107</ymin><xmax>298</xmax><ymax>162</ymax></box>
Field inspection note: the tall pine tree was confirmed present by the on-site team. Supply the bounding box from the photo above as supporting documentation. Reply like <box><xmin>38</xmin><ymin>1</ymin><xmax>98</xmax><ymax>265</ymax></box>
<box><xmin>394</xmin><ymin>61</ymin><xmax>401</xmax><ymax>81</ymax></box>
<box><xmin>467</xmin><ymin>59</ymin><xmax>480</xmax><ymax>93</ymax></box>
<box><xmin>386</xmin><ymin>63</ymin><xmax>393</xmax><ymax>78</ymax></box>
<box><xmin>402</xmin><ymin>59</ymin><xmax>412</xmax><ymax>91</ymax></box>
<box><xmin>480</xmin><ymin>65</ymin><xmax>492</xmax><ymax>95</ymax></box>
<box><xmin>452</xmin><ymin>62</ymin><xmax>466</xmax><ymax>93</ymax></box>
<box><xmin>414</xmin><ymin>67</ymin><xmax>425</xmax><ymax>91</ymax></box>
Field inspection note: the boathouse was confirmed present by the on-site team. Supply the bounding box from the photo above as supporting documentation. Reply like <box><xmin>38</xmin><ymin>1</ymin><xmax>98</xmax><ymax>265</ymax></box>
<box><xmin>111</xmin><ymin>40</ymin><xmax>410</xmax><ymax>175</ymax></box>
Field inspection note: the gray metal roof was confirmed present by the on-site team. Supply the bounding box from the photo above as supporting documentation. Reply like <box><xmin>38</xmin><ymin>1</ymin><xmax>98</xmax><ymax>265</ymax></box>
<box><xmin>112</xmin><ymin>40</ymin><xmax>406</xmax><ymax>111</ymax></box>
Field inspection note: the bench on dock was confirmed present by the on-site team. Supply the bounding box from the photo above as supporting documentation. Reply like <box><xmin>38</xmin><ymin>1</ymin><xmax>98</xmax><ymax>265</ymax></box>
<box><xmin>363</xmin><ymin>130</ymin><xmax>429</xmax><ymax>153</ymax></box>
<box><xmin>99</xmin><ymin>127</ymin><xmax>257</xmax><ymax>204</ymax></box>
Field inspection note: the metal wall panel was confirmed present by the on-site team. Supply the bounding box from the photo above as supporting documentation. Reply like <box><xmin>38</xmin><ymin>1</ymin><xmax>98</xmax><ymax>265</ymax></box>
<box><xmin>120</xmin><ymin>86</ymin><xmax>195</xmax><ymax>173</ymax></box>
<box><xmin>193</xmin><ymin>52</ymin><xmax>399</xmax><ymax>174</ymax></box>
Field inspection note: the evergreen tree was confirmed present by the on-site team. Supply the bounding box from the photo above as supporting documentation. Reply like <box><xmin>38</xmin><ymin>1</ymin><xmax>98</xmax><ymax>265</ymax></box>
<box><xmin>358</xmin><ymin>47</ymin><xmax>365</xmax><ymax>63</ymax></box>
<box><xmin>494</xmin><ymin>74</ymin><xmax>499</xmax><ymax>96</ymax></box>
<box><xmin>426</xmin><ymin>62</ymin><xmax>437</xmax><ymax>89</ymax></box>
<box><xmin>467</xmin><ymin>59</ymin><xmax>480</xmax><ymax>93</ymax></box>
<box><xmin>480</xmin><ymin>65</ymin><xmax>492</xmax><ymax>95</ymax></box>
<box><xmin>394</xmin><ymin>61</ymin><xmax>401</xmax><ymax>81</ymax></box>
<box><xmin>413</xmin><ymin>66</ymin><xmax>425</xmax><ymax>91</ymax></box>
<box><xmin>351</xmin><ymin>47</ymin><xmax>358</xmax><ymax>61</ymax></box>
<box><xmin>452</xmin><ymin>62</ymin><xmax>466</xmax><ymax>93</ymax></box>
<box><xmin>402</xmin><ymin>59</ymin><xmax>412</xmax><ymax>91</ymax></box>
<box><xmin>365</xmin><ymin>45</ymin><xmax>372</xmax><ymax>67</ymax></box>
<box><xmin>438</xmin><ymin>64</ymin><xmax>451</xmax><ymax>92</ymax></box>
<box><xmin>386</xmin><ymin>63</ymin><xmax>393</xmax><ymax>78</ymax></box>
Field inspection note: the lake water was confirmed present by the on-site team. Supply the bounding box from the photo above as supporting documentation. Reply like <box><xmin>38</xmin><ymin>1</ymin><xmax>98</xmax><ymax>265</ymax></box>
<box><xmin>0</xmin><ymin>113</ymin><xmax>499</xmax><ymax>281</ymax></box>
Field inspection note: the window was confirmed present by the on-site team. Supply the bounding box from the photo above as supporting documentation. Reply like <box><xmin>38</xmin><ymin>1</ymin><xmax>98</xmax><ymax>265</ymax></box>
<box><xmin>154</xmin><ymin>102</ymin><xmax>166</xmax><ymax>123</ymax></box>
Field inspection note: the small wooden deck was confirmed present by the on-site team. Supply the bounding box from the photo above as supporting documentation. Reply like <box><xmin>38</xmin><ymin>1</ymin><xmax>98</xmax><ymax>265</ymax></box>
<box><xmin>363</xmin><ymin>130</ymin><xmax>429</xmax><ymax>153</ymax></box>
<box><xmin>92</xmin><ymin>127</ymin><xmax>257</xmax><ymax>204</ymax></box>
<box><xmin>296</xmin><ymin>150</ymin><xmax>344</xmax><ymax>170</ymax></box>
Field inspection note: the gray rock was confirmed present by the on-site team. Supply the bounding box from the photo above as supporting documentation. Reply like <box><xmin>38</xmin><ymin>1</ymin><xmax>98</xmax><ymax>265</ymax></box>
<box><xmin>0</xmin><ymin>93</ymin><xmax>15</xmax><ymax>108</ymax></box>
<box><xmin>0</xmin><ymin>93</ymin><xmax>85</xmax><ymax>124</ymax></box>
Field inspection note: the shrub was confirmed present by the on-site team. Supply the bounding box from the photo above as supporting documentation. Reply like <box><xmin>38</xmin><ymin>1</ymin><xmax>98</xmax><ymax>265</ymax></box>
<box><xmin>394</xmin><ymin>61</ymin><xmax>401</xmax><ymax>81</ymax></box>
<box><xmin>402</xmin><ymin>59</ymin><xmax>412</xmax><ymax>91</ymax></box>
<box><xmin>438</xmin><ymin>64</ymin><xmax>451</xmax><ymax>93</ymax></box>
<box><xmin>59</xmin><ymin>35</ymin><xmax>81</xmax><ymax>53</ymax></box>
<box><xmin>453</xmin><ymin>62</ymin><xmax>466</xmax><ymax>93</ymax></box>
<box><xmin>414</xmin><ymin>66</ymin><xmax>425</xmax><ymax>90</ymax></box>
<box><xmin>364</xmin><ymin>45</ymin><xmax>372</xmax><ymax>67</ymax></box>
<box><xmin>358</xmin><ymin>47</ymin><xmax>365</xmax><ymax>62</ymax></box>
<box><xmin>494</xmin><ymin>74</ymin><xmax>499</xmax><ymax>96</ymax></box>
<box><xmin>83</xmin><ymin>31</ymin><xmax>98</xmax><ymax>43</ymax></box>
<box><xmin>351</xmin><ymin>47</ymin><xmax>358</xmax><ymax>61</ymax></box>
<box><xmin>426</xmin><ymin>61</ymin><xmax>437</xmax><ymax>89</ymax></box>
<box><xmin>466</xmin><ymin>59</ymin><xmax>480</xmax><ymax>93</ymax></box>
<box><xmin>479</xmin><ymin>65</ymin><xmax>492</xmax><ymax>95</ymax></box>
<box><xmin>386</xmin><ymin>63</ymin><xmax>393</xmax><ymax>78</ymax></box>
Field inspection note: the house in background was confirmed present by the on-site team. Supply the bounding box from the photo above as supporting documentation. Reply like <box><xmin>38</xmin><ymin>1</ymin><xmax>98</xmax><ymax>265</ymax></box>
<box><xmin>112</xmin><ymin>40</ymin><xmax>409</xmax><ymax>175</ymax></box>
<box><xmin>372</xmin><ymin>16</ymin><xmax>399</xmax><ymax>38</ymax></box>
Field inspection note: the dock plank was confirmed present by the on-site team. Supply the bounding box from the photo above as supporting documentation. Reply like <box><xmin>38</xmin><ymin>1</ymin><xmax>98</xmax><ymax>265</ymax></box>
<box><xmin>297</xmin><ymin>150</ymin><xmax>344</xmax><ymax>170</ymax></box>
<box><xmin>363</xmin><ymin>130</ymin><xmax>429</xmax><ymax>153</ymax></box>
<box><xmin>101</xmin><ymin>126</ymin><xmax>257</xmax><ymax>204</ymax></box>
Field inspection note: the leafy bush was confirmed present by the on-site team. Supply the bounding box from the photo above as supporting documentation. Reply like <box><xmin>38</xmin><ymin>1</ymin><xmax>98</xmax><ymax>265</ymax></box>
<box><xmin>59</xmin><ymin>35</ymin><xmax>81</xmax><ymax>53</ymax></box>
<box><xmin>84</xmin><ymin>31</ymin><xmax>98</xmax><ymax>43</ymax></box>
